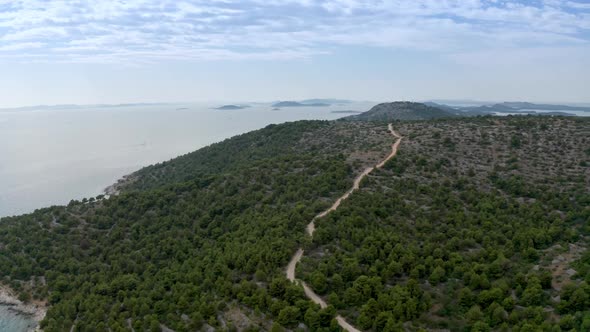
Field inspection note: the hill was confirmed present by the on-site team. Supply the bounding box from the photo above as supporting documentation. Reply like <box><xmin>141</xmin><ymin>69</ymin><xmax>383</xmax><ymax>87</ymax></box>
<box><xmin>300</xmin><ymin>117</ymin><xmax>590</xmax><ymax>331</ymax></box>
<box><xmin>0</xmin><ymin>117</ymin><xmax>588</xmax><ymax>331</ymax></box>
<box><xmin>348</xmin><ymin>101</ymin><xmax>458</xmax><ymax>121</ymax></box>
<box><xmin>0</xmin><ymin>120</ymin><xmax>394</xmax><ymax>331</ymax></box>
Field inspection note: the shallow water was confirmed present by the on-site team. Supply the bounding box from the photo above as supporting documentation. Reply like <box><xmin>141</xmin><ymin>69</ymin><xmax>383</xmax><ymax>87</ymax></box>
<box><xmin>0</xmin><ymin>305</ymin><xmax>36</xmax><ymax>332</ymax></box>
<box><xmin>0</xmin><ymin>102</ymin><xmax>374</xmax><ymax>217</ymax></box>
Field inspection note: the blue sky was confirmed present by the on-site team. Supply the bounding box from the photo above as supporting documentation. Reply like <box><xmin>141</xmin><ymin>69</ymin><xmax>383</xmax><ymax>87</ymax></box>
<box><xmin>0</xmin><ymin>0</ymin><xmax>589</xmax><ymax>107</ymax></box>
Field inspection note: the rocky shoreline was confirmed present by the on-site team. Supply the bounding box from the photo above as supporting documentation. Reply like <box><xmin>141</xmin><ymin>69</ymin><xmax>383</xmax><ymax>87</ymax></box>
<box><xmin>0</xmin><ymin>286</ymin><xmax>46</xmax><ymax>331</ymax></box>
<box><xmin>103</xmin><ymin>174</ymin><xmax>135</xmax><ymax>197</ymax></box>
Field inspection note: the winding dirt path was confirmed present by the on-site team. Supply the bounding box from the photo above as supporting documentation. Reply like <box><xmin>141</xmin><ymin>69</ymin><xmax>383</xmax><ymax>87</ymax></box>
<box><xmin>286</xmin><ymin>124</ymin><xmax>402</xmax><ymax>332</ymax></box>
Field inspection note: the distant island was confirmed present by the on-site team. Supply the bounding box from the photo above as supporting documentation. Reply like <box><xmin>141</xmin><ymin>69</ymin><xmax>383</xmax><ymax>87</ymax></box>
<box><xmin>213</xmin><ymin>104</ymin><xmax>250</xmax><ymax>110</ymax></box>
<box><xmin>531</xmin><ymin>111</ymin><xmax>576</xmax><ymax>116</ymax></box>
<box><xmin>426</xmin><ymin>101</ymin><xmax>590</xmax><ymax>116</ymax></box>
<box><xmin>0</xmin><ymin>102</ymin><xmax>171</xmax><ymax>112</ymax></box>
<box><xmin>272</xmin><ymin>101</ymin><xmax>330</xmax><ymax>107</ymax></box>
<box><xmin>498</xmin><ymin>101</ymin><xmax>590</xmax><ymax>111</ymax></box>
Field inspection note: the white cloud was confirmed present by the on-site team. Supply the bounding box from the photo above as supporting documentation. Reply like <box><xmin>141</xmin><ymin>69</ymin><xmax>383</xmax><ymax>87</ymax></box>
<box><xmin>2</xmin><ymin>26</ymin><xmax>68</xmax><ymax>41</ymax></box>
<box><xmin>0</xmin><ymin>41</ymin><xmax>44</xmax><ymax>51</ymax></box>
<box><xmin>0</xmin><ymin>0</ymin><xmax>588</xmax><ymax>63</ymax></box>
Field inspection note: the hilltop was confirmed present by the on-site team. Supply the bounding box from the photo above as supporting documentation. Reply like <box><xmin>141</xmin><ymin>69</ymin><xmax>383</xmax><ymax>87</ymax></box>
<box><xmin>347</xmin><ymin>101</ymin><xmax>457</xmax><ymax>121</ymax></box>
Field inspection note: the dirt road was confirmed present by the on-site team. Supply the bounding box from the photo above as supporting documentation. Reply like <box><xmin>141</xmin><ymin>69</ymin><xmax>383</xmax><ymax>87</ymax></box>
<box><xmin>285</xmin><ymin>124</ymin><xmax>402</xmax><ymax>332</ymax></box>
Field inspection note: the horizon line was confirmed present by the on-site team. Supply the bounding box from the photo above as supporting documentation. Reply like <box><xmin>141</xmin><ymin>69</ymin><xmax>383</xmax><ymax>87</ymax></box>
<box><xmin>2</xmin><ymin>99</ymin><xmax>590</xmax><ymax>110</ymax></box>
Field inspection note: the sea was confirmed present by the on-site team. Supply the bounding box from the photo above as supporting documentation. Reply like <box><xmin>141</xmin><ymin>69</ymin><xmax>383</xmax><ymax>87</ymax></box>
<box><xmin>0</xmin><ymin>102</ymin><xmax>372</xmax><ymax>218</ymax></box>
<box><xmin>0</xmin><ymin>305</ymin><xmax>37</xmax><ymax>332</ymax></box>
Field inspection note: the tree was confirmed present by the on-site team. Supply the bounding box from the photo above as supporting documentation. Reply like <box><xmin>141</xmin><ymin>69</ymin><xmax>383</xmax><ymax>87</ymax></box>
<box><xmin>277</xmin><ymin>306</ymin><xmax>300</xmax><ymax>327</ymax></box>
<box><xmin>458</xmin><ymin>287</ymin><xmax>474</xmax><ymax>310</ymax></box>
<box><xmin>343</xmin><ymin>287</ymin><xmax>361</xmax><ymax>307</ymax></box>
<box><xmin>18</xmin><ymin>291</ymin><xmax>31</xmax><ymax>303</ymax></box>
<box><xmin>383</xmin><ymin>318</ymin><xmax>403</xmax><ymax>332</ymax></box>
<box><xmin>318</xmin><ymin>305</ymin><xmax>336</xmax><ymax>327</ymax></box>
<box><xmin>357</xmin><ymin>298</ymin><xmax>379</xmax><ymax>329</ymax></box>
<box><xmin>466</xmin><ymin>305</ymin><xmax>483</xmax><ymax>324</ymax></box>
<box><xmin>310</xmin><ymin>271</ymin><xmax>328</xmax><ymax>294</ymax></box>
<box><xmin>472</xmin><ymin>321</ymin><xmax>490</xmax><ymax>332</ymax></box>
<box><xmin>491</xmin><ymin>306</ymin><xmax>507</xmax><ymax>326</ymax></box>
<box><xmin>559</xmin><ymin>314</ymin><xmax>575</xmax><ymax>330</ymax></box>
<box><xmin>520</xmin><ymin>278</ymin><xmax>545</xmax><ymax>306</ymax></box>
<box><xmin>429</xmin><ymin>266</ymin><xmax>446</xmax><ymax>284</ymax></box>
<box><xmin>330</xmin><ymin>274</ymin><xmax>344</xmax><ymax>292</ymax></box>
<box><xmin>269</xmin><ymin>278</ymin><xmax>287</xmax><ymax>298</ymax></box>
<box><xmin>567</xmin><ymin>287</ymin><xmax>590</xmax><ymax>312</ymax></box>
<box><xmin>304</xmin><ymin>307</ymin><xmax>320</xmax><ymax>330</ymax></box>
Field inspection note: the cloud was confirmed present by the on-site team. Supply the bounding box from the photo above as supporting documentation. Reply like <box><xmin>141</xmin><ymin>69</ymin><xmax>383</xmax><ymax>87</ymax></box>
<box><xmin>0</xmin><ymin>0</ymin><xmax>588</xmax><ymax>63</ymax></box>
<box><xmin>0</xmin><ymin>41</ymin><xmax>44</xmax><ymax>51</ymax></box>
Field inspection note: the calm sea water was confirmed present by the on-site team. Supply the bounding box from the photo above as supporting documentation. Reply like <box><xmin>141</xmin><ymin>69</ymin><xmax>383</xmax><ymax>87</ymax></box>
<box><xmin>0</xmin><ymin>306</ymin><xmax>36</xmax><ymax>332</ymax></box>
<box><xmin>0</xmin><ymin>102</ymin><xmax>373</xmax><ymax>218</ymax></box>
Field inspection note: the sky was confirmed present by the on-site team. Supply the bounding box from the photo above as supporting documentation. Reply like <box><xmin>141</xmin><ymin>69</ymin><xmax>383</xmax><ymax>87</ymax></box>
<box><xmin>0</xmin><ymin>0</ymin><xmax>589</xmax><ymax>107</ymax></box>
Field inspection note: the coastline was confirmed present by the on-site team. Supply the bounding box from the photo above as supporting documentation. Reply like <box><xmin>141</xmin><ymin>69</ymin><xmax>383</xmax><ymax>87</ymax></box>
<box><xmin>0</xmin><ymin>286</ymin><xmax>46</xmax><ymax>331</ymax></box>
<box><xmin>0</xmin><ymin>162</ymin><xmax>134</xmax><ymax>332</ymax></box>
<box><xmin>103</xmin><ymin>174</ymin><xmax>135</xmax><ymax>197</ymax></box>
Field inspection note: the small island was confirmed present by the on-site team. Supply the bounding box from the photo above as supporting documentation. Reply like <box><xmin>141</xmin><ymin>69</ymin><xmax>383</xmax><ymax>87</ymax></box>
<box><xmin>272</xmin><ymin>101</ymin><xmax>330</xmax><ymax>107</ymax></box>
<box><xmin>214</xmin><ymin>105</ymin><xmax>249</xmax><ymax>110</ymax></box>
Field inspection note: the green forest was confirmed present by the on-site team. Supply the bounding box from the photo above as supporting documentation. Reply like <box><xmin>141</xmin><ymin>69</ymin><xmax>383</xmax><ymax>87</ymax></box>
<box><xmin>301</xmin><ymin>117</ymin><xmax>590</xmax><ymax>331</ymax></box>
<box><xmin>0</xmin><ymin>121</ymin><xmax>392</xmax><ymax>331</ymax></box>
<box><xmin>0</xmin><ymin>116</ymin><xmax>588</xmax><ymax>331</ymax></box>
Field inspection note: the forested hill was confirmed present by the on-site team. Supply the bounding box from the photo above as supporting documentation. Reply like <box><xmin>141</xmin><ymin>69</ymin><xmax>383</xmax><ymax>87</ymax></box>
<box><xmin>0</xmin><ymin>117</ymin><xmax>589</xmax><ymax>331</ymax></box>
<box><xmin>346</xmin><ymin>101</ymin><xmax>457</xmax><ymax>121</ymax></box>
<box><xmin>116</xmin><ymin>121</ymin><xmax>392</xmax><ymax>191</ymax></box>
<box><xmin>0</xmin><ymin>120</ymin><xmax>395</xmax><ymax>331</ymax></box>
<box><xmin>301</xmin><ymin>116</ymin><xmax>590</xmax><ymax>331</ymax></box>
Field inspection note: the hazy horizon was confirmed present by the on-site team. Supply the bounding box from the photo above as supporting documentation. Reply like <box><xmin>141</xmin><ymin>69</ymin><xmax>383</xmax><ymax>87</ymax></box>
<box><xmin>2</xmin><ymin>98</ymin><xmax>590</xmax><ymax>111</ymax></box>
